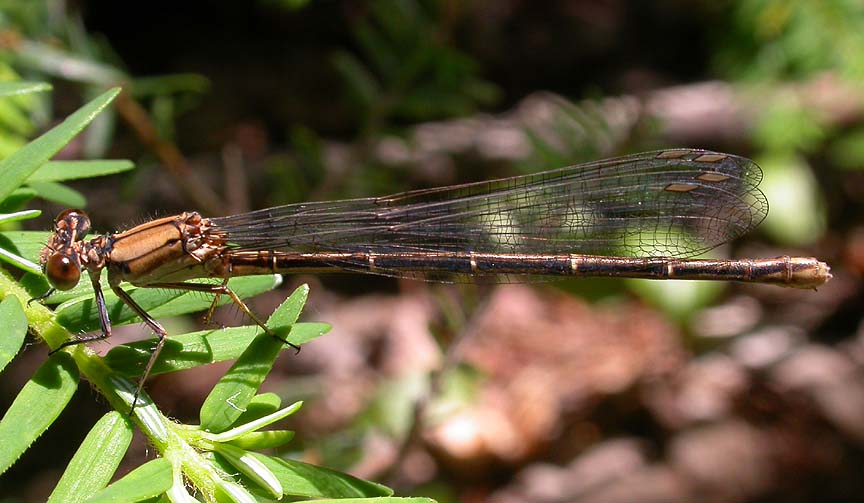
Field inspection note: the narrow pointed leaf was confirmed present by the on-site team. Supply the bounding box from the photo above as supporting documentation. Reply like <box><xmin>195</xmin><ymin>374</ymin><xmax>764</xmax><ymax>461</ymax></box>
<box><xmin>0</xmin><ymin>296</ymin><xmax>27</xmax><ymax>373</ymax></box>
<box><xmin>0</xmin><ymin>187</ymin><xmax>38</xmax><ymax>212</ymax></box>
<box><xmin>0</xmin><ymin>229</ymin><xmax>45</xmax><ymax>275</ymax></box>
<box><xmin>199</xmin><ymin>284</ymin><xmax>309</xmax><ymax>432</ymax></box>
<box><xmin>28</xmin><ymin>160</ymin><xmax>134</xmax><ymax>182</ymax></box>
<box><xmin>226</xmin><ymin>430</ymin><xmax>295</xmax><ymax>450</ymax></box>
<box><xmin>104</xmin><ymin>322</ymin><xmax>328</xmax><ymax>377</ymax></box>
<box><xmin>264</xmin><ymin>283</ymin><xmax>309</xmax><ymax>334</ymax></box>
<box><xmin>16</xmin><ymin>41</ymin><xmax>126</xmax><ymax>85</ymax></box>
<box><xmin>213</xmin><ymin>479</ymin><xmax>257</xmax><ymax>503</ymax></box>
<box><xmin>105</xmin><ymin>326</ymin><xmax>259</xmax><ymax>377</ymax></box>
<box><xmin>0</xmin><ymin>246</ymin><xmax>41</xmax><ymax>274</ymax></box>
<box><xmin>28</xmin><ymin>180</ymin><xmax>86</xmax><ymax>207</ymax></box>
<box><xmin>214</xmin><ymin>444</ymin><xmax>282</xmax><ymax>499</ymax></box>
<box><xmin>210</xmin><ymin>401</ymin><xmax>302</xmax><ymax>442</ymax></box>
<box><xmin>0</xmin><ymin>231</ymin><xmax>47</xmax><ymax>266</ymax></box>
<box><xmin>0</xmin><ymin>81</ymin><xmax>52</xmax><ymax>97</ymax></box>
<box><xmin>251</xmin><ymin>454</ymin><xmax>392</xmax><ymax>498</ymax></box>
<box><xmin>0</xmin><ymin>352</ymin><xmax>79</xmax><ymax>475</ymax></box>
<box><xmin>82</xmin><ymin>458</ymin><xmax>172</xmax><ymax>503</ymax></box>
<box><xmin>109</xmin><ymin>376</ymin><xmax>167</xmax><ymax>443</ymax></box>
<box><xmin>0</xmin><ymin>87</ymin><xmax>120</xmax><ymax>201</ymax></box>
<box><xmin>0</xmin><ymin>209</ymin><xmax>41</xmax><ymax>225</ymax></box>
<box><xmin>48</xmin><ymin>412</ymin><xmax>134</xmax><ymax>503</ymax></box>
<box><xmin>0</xmin><ymin>97</ymin><xmax>34</xmax><ymax>135</ymax></box>
<box><xmin>233</xmin><ymin>392</ymin><xmax>282</xmax><ymax>425</ymax></box>
<box><xmin>165</xmin><ymin>483</ymin><xmax>198</xmax><ymax>503</ymax></box>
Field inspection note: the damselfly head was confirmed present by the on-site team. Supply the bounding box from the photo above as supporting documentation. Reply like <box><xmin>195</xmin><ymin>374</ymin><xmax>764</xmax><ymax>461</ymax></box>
<box><xmin>39</xmin><ymin>209</ymin><xmax>91</xmax><ymax>291</ymax></box>
<box><xmin>54</xmin><ymin>209</ymin><xmax>91</xmax><ymax>239</ymax></box>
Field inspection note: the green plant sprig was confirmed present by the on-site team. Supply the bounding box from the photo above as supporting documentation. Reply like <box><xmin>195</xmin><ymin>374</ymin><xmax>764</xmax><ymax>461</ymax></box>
<box><xmin>0</xmin><ymin>84</ymin><xmax>434</xmax><ymax>502</ymax></box>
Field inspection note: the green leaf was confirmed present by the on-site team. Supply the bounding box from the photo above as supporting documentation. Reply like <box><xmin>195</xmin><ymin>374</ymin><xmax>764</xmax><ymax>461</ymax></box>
<box><xmin>0</xmin><ymin>97</ymin><xmax>35</xmax><ymax>135</ymax></box>
<box><xmin>0</xmin><ymin>227</ymin><xmax>48</xmax><ymax>276</ymax></box>
<box><xmin>113</xmin><ymin>377</ymin><xmax>167</xmax><ymax>442</ymax></box>
<box><xmin>82</xmin><ymin>458</ymin><xmax>173</xmax><ymax>503</ymax></box>
<box><xmin>0</xmin><ymin>87</ymin><xmax>121</xmax><ymax>202</ymax></box>
<box><xmin>56</xmin><ymin>275</ymin><xmax>281</xmax><ymax>333</ymax></box>
<box><xmin>0</xmin><ymin>209</ymin><xmax>40</xmax><ymax>225</ymax></box>
<box><xmin>17</xmin><ymin>270</ymin><xmax>113</xmax><ymax>308</ymax></box>
<box><xmin>82</xmin><ymin>105</ymin><xmax>116</xmax><ymax>159</ymax></box>
<box><xmin>0</xmin><ymin>81</ymin><xmax>52</xmax><ymax>98</ymax></box>
<box><xmin>214</xmin><ymin>444</ymin><xmax>282</xmax><ymax>499</ymax></box>
<box><xmin>226</xmin><ymin>430</ymin><xmax>295</xmax><ymax>450</ymax></box>
<box><xmin>209</xmin><ymin>401</ymin><xmax>302</xmax><ymax>443</ymax></box>
<box><xmin>233</xmin><ymin>392</ymin><xmax>282</xmax><ymax>425</ymax></box>
<box><xmin>0</xmin><ymin>296</ymin><xmax>27</xmax><ymax>373</ymax></box>
<box><xmin>28</xmin><ymin>160</ymin><xmax>135</xmax><ymax>182</ymax></box>
<box><xmin>0</xmin><ymin>135</ymin><xmax>25</xmax><ymax>159</ymax></box>
<box><xmin>105</xmin><ymin>326</ymin><xmax>258</xmax><ymax>377</ymax></box>
<box><xmin>104</xmin><ymin>322</ymin><xmax>327</xmax><ymax>377</ymax></box>
<box><xmin>199</xmin><ymin>284</ymin><xmax>309</xmax><ymax>432</ymax></box>
<box><xmin>28</xmin><ymin>180</ymin><xmax>87</xmax><ymax>208</ymax></box>
<box><xmin>0</xmin><ymin>188</ymin><xmax>38</xmax><ymax>213</ymax></box>
<box><xmin>0</xmin><ymin>231</ymin><xmax>47</xmax><ymax>265</ymax></box>
<box><xmin>0</xmin><ymin>352</ymin><xmax>79</xmax><ymax>475</ymax></box>
<box><xmin>212</xmin><ymin>479</ymin><xmax>257</xmax><ymax>503</ymax></box>
<box><xmin>0</xmin><ymin>223</ymin><xmax>43</xmax><ymax>275</ymax></box>
<box><xmin>18</xmin><ymin>271</ymin><xmax>93</xmax><ymax>307</ymax></box>
<box><xmin>48</xmin><ymin>412</ymin><xmax>134</xmax><ymax>503</ymax></box>
<box><xmin>0</xmin><ymin>246</ymin><xmax>41</xmax><ymax>274</ymax></box>
<box><xmin>263</xmin><ymin>283</ymin><xmax>309</xmax><ymax>335</ymax></box>
<box><xmin>251</xmin><ymin>454</ymin><xmax>393</xmax><ymax>498</ymax></box>
<box><xmin>16</xmin><ymin>41</ymin><xmax>126</xmax><ymax>86</ymax></box>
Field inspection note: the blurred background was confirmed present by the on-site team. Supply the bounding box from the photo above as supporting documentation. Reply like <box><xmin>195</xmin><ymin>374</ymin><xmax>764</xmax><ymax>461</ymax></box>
<box><xmin>1</xmin><ymin>0</ymin><xmax>863</xmax><ymax>501</ymax></box>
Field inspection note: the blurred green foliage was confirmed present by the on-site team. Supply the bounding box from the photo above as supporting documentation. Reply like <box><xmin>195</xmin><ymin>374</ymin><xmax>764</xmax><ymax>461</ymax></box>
<box><xmin>0</xmin><ymin>0</ymin><xmax>210</xmax><ymax>153</ymax></box>
<box><xmin>0</xmin><ymin>66</ymin><xmax>48</xmax><ymax>157</ymax></box>
<box><xmin>829</xmin><ymin>125</ymin><xmax>864</xmax><ymax>170</ymax></box>
<box><xmin>717</xmin><ymin>0</ymin><xmax>864</xmax><ymax>81</ymax></box>
<box><xmin>757</xmin><ymin>152</ymin><xmax>827</xmax><ymax>246</ymax></box>
<box><xmin>332</xmin><ymin>0</ymin><xmax>500</xmax><ymax>134</ymax></box>
<box><xmin>518</xmin><ymin>96</ymin><xmax>614</xmax><ymax>173</ymax></box>
<box><xmin>710</xmin><ymin>0</ymin><xmax>861</xmax><ymax>248</ymax></box>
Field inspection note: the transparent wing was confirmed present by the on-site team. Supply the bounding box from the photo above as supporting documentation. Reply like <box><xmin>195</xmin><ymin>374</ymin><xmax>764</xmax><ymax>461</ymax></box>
<box><xmin>212</xmin><ymin>149</ymin><xmax>767</xmax><ymax>264</ymax></box>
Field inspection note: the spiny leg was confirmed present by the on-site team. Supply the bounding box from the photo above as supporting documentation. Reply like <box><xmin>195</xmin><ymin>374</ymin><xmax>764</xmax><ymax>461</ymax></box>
<box><xmin>203</xmin><ymin>277</ymin><xmax>228</xmax><ymax>327</ymax></box>
<box><xmin>44</xmin><ymin>273</ymin><xmax>157</xmax><ymax>412</ymax></box>
<box><xmin>50</xmin><ymin>272</ymin><xmax>112</xmax><ymax>354</ymax></box>
<box><xmin>27</xmin><ymin>287</ymin><xmax>55</xmax><ymax>306</ymax></box>
<box><xmin>146</xmin><ymin>281</ymin><xmax>301</xmax><ymax>353</ymax></box>
<box><xmin>110</xmin><ymin>284</ymin><xmax>169</xmax><ymax>412</ymax></box>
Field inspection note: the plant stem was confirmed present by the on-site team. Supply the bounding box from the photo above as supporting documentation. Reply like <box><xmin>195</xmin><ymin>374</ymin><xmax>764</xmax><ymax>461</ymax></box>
<box><xmin>0</xmin><ymin>268</ymin><xmax>234</xmax><ymax>501</ymax></box>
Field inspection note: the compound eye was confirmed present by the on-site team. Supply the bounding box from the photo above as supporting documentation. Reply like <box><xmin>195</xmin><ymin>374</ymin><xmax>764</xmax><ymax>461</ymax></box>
<box><xmin>45</xmin><ymin>252</ymin><xmax>81</xmax><ymax>291</ymax></box>
<box><xmin>54</xmin><ymin>209</ymin><xmax>91</xmax><ymax>237</ymax></box>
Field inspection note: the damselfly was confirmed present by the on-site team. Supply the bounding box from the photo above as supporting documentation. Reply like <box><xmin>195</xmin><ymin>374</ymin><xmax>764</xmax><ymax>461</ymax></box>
<box><xmin>38</xmin><ymin>149</ymin><xmax>831</xmax><ymax>409</ymax></box>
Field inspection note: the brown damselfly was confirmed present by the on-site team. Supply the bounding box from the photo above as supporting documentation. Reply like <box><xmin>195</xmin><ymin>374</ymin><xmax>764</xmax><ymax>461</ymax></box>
<box><xmin>37</xmin><ymin>149</ymin><xmax>831</xmax><ymax>409</ymax></box>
